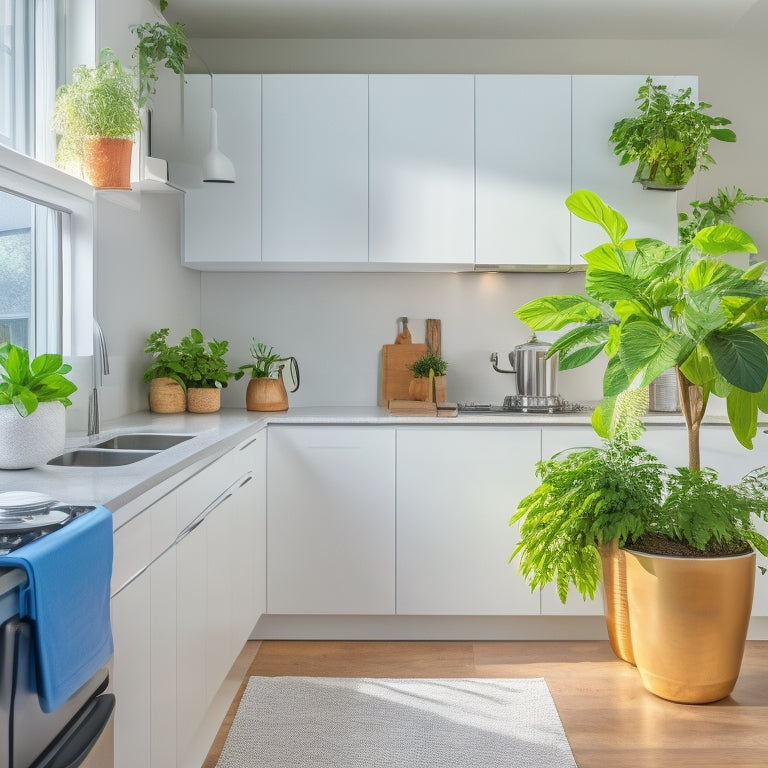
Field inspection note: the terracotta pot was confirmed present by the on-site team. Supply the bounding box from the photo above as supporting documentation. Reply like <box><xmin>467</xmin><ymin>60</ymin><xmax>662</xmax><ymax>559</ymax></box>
<box><xmin>623</xmin><ymin>548</ymin><xmax>755</xmax><ymax>703</ymax></box>
<box><xmin>187</xmin><ymin>387</ymin><xmax>221</xmax><ymax>414</ymax></box>
<box><xmin>83</xmin><ymin>137</ymin><xmax>133</xmax><ymax>189</ymax></box>
<box><xmin>148</xmin><ymin>377</ymin><xmax>186</xmax><ymax>414</ymax></box>
<box><xmin>0</xmin><ymin>401</ymin><xmax>65</xmax><ymax>469</ymax></box>
<box><xmin>246</xmin><ymin>378</ymin><xmax>288</xmax><ymax>412</ymax></box>
<box><xmin>598</xmin><ymin>540</ymin><xmax>634</xmax><ymax>665</ymax></box>
<box><xmin>408</xmin><ymin>375</ymin><xmax>447</xmax><ymax>403</ymax></box>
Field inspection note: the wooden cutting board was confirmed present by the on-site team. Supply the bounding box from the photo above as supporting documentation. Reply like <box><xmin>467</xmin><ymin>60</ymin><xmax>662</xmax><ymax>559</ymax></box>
<box><xmin>381</xmin><ymin>320</ymin><xmax>427</xmax><ymax>406</ymax></box>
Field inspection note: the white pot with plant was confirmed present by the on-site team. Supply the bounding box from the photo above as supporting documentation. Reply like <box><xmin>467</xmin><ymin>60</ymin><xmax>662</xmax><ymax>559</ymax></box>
<box><xmin>0</xmin><ymin>343</ymin><xmax>77</xmax><ymax>470</ymax></box>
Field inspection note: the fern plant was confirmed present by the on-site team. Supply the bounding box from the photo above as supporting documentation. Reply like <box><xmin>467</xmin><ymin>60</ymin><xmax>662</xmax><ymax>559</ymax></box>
<box><xmin>408</xmin><ymin>352</ymin><xmax>448</xmax><ymax>378</ymax></box>
<box><xmin>510</xmin><ymin>437</ymin><xmax>666</xmax><ymax>603</ymax></box>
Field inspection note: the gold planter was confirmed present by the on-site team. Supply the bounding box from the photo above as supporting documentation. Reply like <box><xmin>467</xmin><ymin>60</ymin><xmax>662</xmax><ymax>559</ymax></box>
<box><xmin>598</xmin><ymin>541</ymin><xmax>634</xmax><ymax>665</ymax></box>
<box><xmin>623</xmin><ymin>548</ymin><xmax>755</xmax><ymax>703</ymax></box>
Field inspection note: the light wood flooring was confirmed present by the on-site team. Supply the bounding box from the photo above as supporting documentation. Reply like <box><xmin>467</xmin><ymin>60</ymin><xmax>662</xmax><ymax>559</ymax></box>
<box><xmin>203</xmin><ymin>640</ymin><xmax>768</xmax><ymax>768</ymax></box>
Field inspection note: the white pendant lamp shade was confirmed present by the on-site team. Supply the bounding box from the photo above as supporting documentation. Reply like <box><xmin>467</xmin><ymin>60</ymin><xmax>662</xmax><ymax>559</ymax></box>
<box><xmin>202</xmin><ymin>107</ymin><xmax>236</xmax><ymax>183</ymax></box>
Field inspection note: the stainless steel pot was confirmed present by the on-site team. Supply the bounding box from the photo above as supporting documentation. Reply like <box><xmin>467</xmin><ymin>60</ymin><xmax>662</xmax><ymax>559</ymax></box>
<box><xmin>490</xmin><ymin>334</ymin><xmax>560</xmax><ymax>399</ymax></box>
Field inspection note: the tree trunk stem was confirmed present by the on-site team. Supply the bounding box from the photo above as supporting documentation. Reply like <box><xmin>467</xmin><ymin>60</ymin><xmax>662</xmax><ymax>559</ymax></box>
<box><xmin>675</xmin><ymin>367</ymin><xmax>704</xmax><ymax>472</ymax></box>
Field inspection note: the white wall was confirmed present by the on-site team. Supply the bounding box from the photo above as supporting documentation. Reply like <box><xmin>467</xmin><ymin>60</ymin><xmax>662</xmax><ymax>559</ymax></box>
<box><xmin>192</xmin><ymin>31</ymin><xmax>768</xmax><ymax>410</ymax></box>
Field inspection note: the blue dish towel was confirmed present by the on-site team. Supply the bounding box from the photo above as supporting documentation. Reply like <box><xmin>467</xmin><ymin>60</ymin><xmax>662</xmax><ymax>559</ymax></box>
<box><xmin>0</xmin><ymin>505</ymin><xmax>114</xmax><ymax>713</ymax></box>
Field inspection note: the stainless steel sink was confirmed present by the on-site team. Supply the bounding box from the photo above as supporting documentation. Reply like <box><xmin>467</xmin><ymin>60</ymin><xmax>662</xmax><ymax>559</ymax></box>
<box><xmin>47</xmin><ymin>449</ymin><xmax>158</xmax><ymax>467</ymax></box>
<box><xmin>92</xmin><ymin>433</ymin><xmax>195</xmax><ymax>451</ymax></box>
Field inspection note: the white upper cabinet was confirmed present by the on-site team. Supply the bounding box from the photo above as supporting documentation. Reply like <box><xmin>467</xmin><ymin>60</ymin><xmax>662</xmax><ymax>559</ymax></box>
<box><xmin>262</xmin><ymin>75</ymin><xmax>369</xmax><ymax>263</ymax></box>
<box><xmin>571</xmin><ymin>75</ymin><xmax>696</xmax><ymax>265</ymax></box>
<box><xmin>369</xmin><ymin>75</ymin><xmax>475</xmax><ymax>266</ymax></box>
<box><xmin>475</xmin><ymin>75</ymin><xmax>572</xmax><ymax>268</ymax></box>
<box><xmin>173</xmin><ymin>74</ymin><xmax>262</xmax><ymax>268</ymax></box>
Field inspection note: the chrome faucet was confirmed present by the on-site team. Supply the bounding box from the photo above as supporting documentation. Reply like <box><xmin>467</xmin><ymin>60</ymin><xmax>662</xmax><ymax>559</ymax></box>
<box><xmin>88</xmin><ymin>320</ymin><xmax>110</xmax><ymax>436</ymax></box>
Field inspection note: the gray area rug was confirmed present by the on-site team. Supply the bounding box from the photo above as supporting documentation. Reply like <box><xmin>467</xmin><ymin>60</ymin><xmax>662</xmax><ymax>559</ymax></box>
<box><xmin>216</xmin><ymin>677</ymin><xmax>577</xmax><ymax>768</ymax></box>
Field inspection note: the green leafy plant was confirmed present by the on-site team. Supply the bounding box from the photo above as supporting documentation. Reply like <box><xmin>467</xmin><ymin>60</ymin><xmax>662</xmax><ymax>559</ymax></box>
<box><xmin>678</xmin><ymin>187</ymin><xmax>768</xmax><ymax>246</ymax></box>
<box><xmin>51</xmin><ymin>48</ymin><xmax>141</xmax><ymax>173</ymax></box>
<box><xmin>609</xmin><ymin>77</ymin><xmax>736</xmax><ymax>189</ymax></box>
<box><xmin>516</xmin><ymin>188</ymin><xmax>768</xmax><ymax>473</ymax></box>
<box><xmin>178</xmin><ymin>329</ymin><xmax>235</xmax><ymax>389</ymax></box>
<box><xmin>159</xmin><ymin>1</ymin><xmax>169</xmax><ymax>14</ymax></box>
<box><xmin>408</xmin><ymin>352</ymin><xmax>448</xmax><ymax>378</ymax></box>
<box><xmin>0</xmin><ymin>342</ymin><xmax>77</xmax><ymax>417</ymax></box>
<box><xmin>142</xmin><ymin>328</ymin><xmax>187</xmax><ymax>389</ymax></box>
<box><xmin>131</xmin><ymin>20</ymin><xmax>189</xmax><ymax>108</ymax></box>
<box><xmin>235</xmin><ymin>341</ymin><xmax>285</xmax><ymax>379</ymax></box>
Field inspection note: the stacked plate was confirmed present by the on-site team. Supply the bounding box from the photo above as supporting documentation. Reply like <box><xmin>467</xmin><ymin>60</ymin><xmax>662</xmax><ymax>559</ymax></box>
<box><xmin>0</xmin><ymin>491</ymin><xmax>70</xmax><ymax>531</ymax></box>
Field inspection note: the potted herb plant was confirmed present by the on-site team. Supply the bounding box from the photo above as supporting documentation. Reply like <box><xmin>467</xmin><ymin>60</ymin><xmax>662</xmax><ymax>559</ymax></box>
<box><xmin>235</xmin><ymin>341</ymin><xmax>300</xmax><ymax>412</ymax></box>
<box><xmin>0</xmin><ymin>342</ymin><xmax>77</xmax><ymax>469</ymax></box>
<box><xmin>178</xmin><ymin>329</ymin><xmax>236</xmax><ymax>413</ymax></box>
<box><xmin>513</xmin><ymin>188</ymin><xmax>768</xmax><ymax>703</ymax></box>
<box><xmin>609</xmin><ymin>77</ymin><xmax>736</xmax><ymax>190</ymax></box>
<box><xmin>143</xmin><ymin>328</ymin><xmax>187</xmax><ymax>413</ymax></box>
<box><xmin>407</xmin><ymin>352</ymin><xmax>448</xmax><ymax>403</ymax></box>
<box><xmin>51</xmin><ymin>48</ymin><xmax>142</xmax><ymax>189</ymax></box>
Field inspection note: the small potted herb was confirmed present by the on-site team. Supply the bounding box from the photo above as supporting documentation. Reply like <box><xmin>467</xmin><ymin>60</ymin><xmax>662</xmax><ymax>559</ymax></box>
<box><xmin>51</xmin><ymin>48</ymin><xmax>142</xmax><ymax>188</ymax></box>
<box><xmin>407</xmin><ymin>352</ymin><xmax>448</xmax><ymax>403</ymax></box>
<box><xmin>235</xmin><ymin>341</ymin><xmax>300</xmax><ymax>412</ymax></box>
<box><xmin>609</xmin><ymin>77</ymin><xmax>736</xmax><ymax>190</ymax></box>
<box><xmin>178</xmin><ymin>329</ymin><xmax>236</xmax><ymax>413</ymax></box>
<box><xmin>142</xmin><ymin>328</ymin><xmax>187</xmax><ymax>413</ymax></box>
<box><xmin>0</xmin><ymin>342</ymin><xmax>77</xmax><ymax>468</ymax></box>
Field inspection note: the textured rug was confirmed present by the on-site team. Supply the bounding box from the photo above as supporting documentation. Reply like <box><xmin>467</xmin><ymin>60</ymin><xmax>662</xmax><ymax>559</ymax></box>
<box><xmin>215</xmin><ymin>677</ymin><xmax>577</xmax><ymax>768</ymax></box>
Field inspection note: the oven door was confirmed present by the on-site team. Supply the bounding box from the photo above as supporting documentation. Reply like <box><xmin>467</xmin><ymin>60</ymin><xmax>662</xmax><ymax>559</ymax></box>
<box><xmin>0</xmin><ymin>617</ymin><xmax>114</xmax><ymax>768</ymax></box>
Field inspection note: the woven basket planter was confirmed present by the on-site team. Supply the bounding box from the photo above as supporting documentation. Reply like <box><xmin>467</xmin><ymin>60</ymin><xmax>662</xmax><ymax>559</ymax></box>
<box><xmin>187</xmin><ymin>387</ymin><xmax>221</xmax><ymax>414</ymax></box>
<box><xmin>148</xmin><ymin>377</ymin><xmax>186</xmax><ymax>413</ymax></box>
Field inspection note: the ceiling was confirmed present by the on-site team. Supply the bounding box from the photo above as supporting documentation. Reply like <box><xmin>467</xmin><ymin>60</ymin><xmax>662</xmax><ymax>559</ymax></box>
<box><xmin>164</xmin><ymin>0</ymin><xmax>764</xmax><ymax>40</ymax></box>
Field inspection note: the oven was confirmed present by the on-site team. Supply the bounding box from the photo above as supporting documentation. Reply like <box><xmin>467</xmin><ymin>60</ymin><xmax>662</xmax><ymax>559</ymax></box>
<box><xmin>0</xmin><ymin>493</ymin><xmax>114</xmax><ymax>768</ymax></box>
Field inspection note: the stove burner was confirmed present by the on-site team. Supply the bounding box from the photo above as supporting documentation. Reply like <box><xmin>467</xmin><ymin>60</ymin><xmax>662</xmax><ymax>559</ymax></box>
<box><xmin>0</xmin><ymin>504</ymin><xmax>95</xmax><ymax>553</ymax></box>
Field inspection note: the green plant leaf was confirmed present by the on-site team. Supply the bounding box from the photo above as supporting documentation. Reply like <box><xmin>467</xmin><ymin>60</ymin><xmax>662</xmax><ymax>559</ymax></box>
<box><xmin>580</xmin><ymin>243</ymin><xmax>627</xmax><ymax>273</ymax></box>
<box><xmin>618</xmin><ymin>319</ymin><xmax>689</xmax><ymax>386</ymax></box>
<box><xmin>514</xmin><ymin>295</ymin><xmax>604</xmax><ymax>331</ymax></box>
<box><xmin>710</xmin><ymin>127</ymin><xmax>737</xmax><ymax>142</ymax></box>
<box><xmin>566</xmin><ymin>189</ymin><xmax>627</xmax><ymax>245</ymax></box>
<box><xmin>11</xmin><ymin>388</ymin><xmax>37</xmax><ymax>417</ymax></box>
<box><xmin>603</xmin><ymin>354</ymin><xmax>630</xmax><ymax>396</ymax></box>
<box><xmin>743</xmin><ymin>261</ymin><xmax>768</xmax><ymax>281</ymax></box>
<box><xmin>705</xmin><ymin>329</ymin><xmax>768</xmax><ymax>393</ymax></box>
<box><xmin>726</xmin><ymin>387</ymin><xmax>758</xmax><ymax>449</ymax></box>
<box><xmin>692</xmin><ymin>224</ymin><xmax>758</xmax><ymax>257</ymax></box>
<box><xmin>548</xmin><ymin>324</ymin><xmax>611</xmax><ymax>370</ymax></box>
<box><xmin>585</xmin><ymin>270</ymin><xmax>646</xmax><ymax>303</ymax></box>
<box><xmin>30</xmin><ymin>353</ymin><xmax>66</xmax><ymax>378</ymax></box>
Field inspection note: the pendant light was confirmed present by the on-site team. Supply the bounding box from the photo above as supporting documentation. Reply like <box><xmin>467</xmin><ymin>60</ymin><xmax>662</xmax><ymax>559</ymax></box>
<box><xmin>201</xmin><ymin>71</ymin><xmax>235</xmax><ymax>183</ymax></box>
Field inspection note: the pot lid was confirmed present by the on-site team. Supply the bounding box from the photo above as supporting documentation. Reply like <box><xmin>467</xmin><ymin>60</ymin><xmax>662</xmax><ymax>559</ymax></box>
<box><xmin>0</xmin><ymin>491</ymin><xmax>58</xmax><ymax>518</ymax></box>
<box><xmin>514</xmin><ymin>332</ymin><xmax>551</xmax><ymax>351</ymax></box>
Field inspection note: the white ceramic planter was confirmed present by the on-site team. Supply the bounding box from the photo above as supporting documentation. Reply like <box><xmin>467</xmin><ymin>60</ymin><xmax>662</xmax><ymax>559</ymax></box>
<box><xmin>0</xmin><ymin>401</ymin><xmax>66</xmax><ymax>470</ymax></box>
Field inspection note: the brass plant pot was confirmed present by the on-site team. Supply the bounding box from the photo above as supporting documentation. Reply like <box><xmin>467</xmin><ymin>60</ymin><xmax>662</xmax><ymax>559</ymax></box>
<box><xmin>623</xmin><ymin>548</ymin><xmax>755</xmax><ymax>703</ymax></box>
<box><xmin>187</xmin><ymin>387</ymin><xmax>221</xmax><ymax>414</ymax></box>
<box><xmin>598</xmin><ymin>541</ymin><xmax>634</xmax><ymax>665</ymax></box>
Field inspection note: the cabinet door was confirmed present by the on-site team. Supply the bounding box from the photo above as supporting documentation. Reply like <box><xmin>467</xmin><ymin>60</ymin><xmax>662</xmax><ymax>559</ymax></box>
<box><xmin>267</xmin><ymin>426</ymin><xmax>396</xmax><ymax>613</ymax></box>
<box><xmin>369</xmin><ymin>75</ymin><xmax>475</xmax><ymax>265</ymax></box>
<box><xmin>173</xmin><ymin>74</ymin><xmax>261</xmax><ymax>267</ymax></box>
<box><xmin>175</xmin><ymin>516</ymin><xmax>207</xmax><ymax>766</ymax></box>
<box><xmin>571</xmin><ymin>75</ymin><xmax>696</xmax><ymax>265</ymax></box>
<box><xmin>229</xmin><ymin>434</ymin><xmax>267</xmax><ymax>652</ymax></box>
<box><xmin>112</xmin><ymin>570</ymin><xmax>151</xmax><ymax>768</ymax></box>
<box><xmin>475</xmin><ymin>75</ymin><xmax>571</xmax><ymax>268</ymax></box>
<box><xmin>396</xmin><ymin>427</ymin><xmax>542</xmax><ymax>615</ymax></box>
<box><xmin>262</xmin><ymin>75</ymin><xmax>368</xmax><ymax>263</ymax></box>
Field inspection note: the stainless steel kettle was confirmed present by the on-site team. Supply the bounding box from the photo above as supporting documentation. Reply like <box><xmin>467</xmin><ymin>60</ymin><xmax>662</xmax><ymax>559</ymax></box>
<box><xmin>490</xmin><ymin>333</ymin><xmax>560</xmax><ymax>399</ymax></box>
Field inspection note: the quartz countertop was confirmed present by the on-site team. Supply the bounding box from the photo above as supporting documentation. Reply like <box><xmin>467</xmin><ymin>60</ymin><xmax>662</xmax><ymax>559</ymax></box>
<box><xmin>0</xmin><ymin>405</ymin><xmax>724</xmax><ymax>519</ymax></box>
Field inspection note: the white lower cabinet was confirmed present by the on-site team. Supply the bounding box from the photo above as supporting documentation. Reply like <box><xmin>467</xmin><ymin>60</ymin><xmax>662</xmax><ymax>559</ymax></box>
<box><xmin>267</xmin><ymin>426</ymin><xmax>396</xmax><ymax>613</ymax></box>
<box><xmin>111</xmin><ymin>431</ymin><xmax>267</xmax><ymax>768</ymax></box>
<box><xmin>396</xmin><ymin>427</ymin><xmax>542</xmax><ymax>615</ymax></box>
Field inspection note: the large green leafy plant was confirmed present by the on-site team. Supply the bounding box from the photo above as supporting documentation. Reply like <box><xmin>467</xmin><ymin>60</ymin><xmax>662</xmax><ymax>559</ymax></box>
<box><xmin>0</xmin><ymin>342</ymin><xmax>77</xmax><ymax>417</ymax></box>
<box><xmin>142</xmin><ymin>328</ymin><xmax>187</xmax><ymax>388</ymax></box>
<box><xmin>516</xmin><ymin>189</ymin><xmax>768</xmax><ymax>472</ymax></box>
<box><xmin>678</xmin><ymin>187</ymin><xmax>768</xmax><ymax>246</ymax></box>
<box><xmin>609</xmin><ymin>77</ymin><xmax>736</xmax><ymax>189</ymax></box>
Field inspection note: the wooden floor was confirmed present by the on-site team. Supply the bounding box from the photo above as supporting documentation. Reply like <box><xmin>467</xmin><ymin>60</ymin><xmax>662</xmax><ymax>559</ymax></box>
<box><xmin>203</xmin><ymin>640</ymin><xmax>768</xmax><ymax>768</ymax></box>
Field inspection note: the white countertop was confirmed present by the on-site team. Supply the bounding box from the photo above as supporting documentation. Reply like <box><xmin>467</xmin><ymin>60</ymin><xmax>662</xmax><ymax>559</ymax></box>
<box><xmin>0</xmin><ymin>405</ymin><xmax>720</xmax><ymax>516</ymax></box>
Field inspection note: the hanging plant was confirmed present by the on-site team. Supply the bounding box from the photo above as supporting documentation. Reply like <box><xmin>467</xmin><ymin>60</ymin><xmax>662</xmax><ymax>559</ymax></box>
<box><xmin>131</xmin><ymin>19</ymin><xmax>189</xmax><ymax>107</ymax></box>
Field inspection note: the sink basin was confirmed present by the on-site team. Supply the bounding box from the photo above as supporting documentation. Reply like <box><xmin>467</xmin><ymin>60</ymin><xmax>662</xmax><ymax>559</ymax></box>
<box><xmin>48</xmin><ymin>449</ymin><xmax>158</xmax><ymax>467</ymax></box>
<box><xmin>92</xmin><ymin>433</ymin><xmax>195</xmax><ymax>451</ymax></box>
